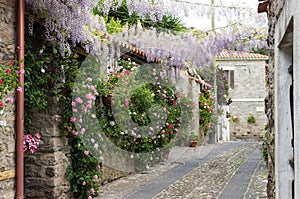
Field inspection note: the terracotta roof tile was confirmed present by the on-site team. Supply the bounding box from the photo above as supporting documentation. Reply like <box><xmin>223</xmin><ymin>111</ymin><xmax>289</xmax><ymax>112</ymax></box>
<box><xmin>215</xmin><ymin>49</ymin><xmax>268</xmax><ymax>60</ymax></box>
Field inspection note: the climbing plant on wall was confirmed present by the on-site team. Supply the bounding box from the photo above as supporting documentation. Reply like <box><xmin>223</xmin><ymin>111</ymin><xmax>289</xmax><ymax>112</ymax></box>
<box><xmin>24</xmin><ymin>0</ymin><xmax>269</xmax><ymax>198</ymax></box>
<box><xmin>26</xmin><ymin>0</ymin><xmax>267</xmax><ymax>66</ymax></box>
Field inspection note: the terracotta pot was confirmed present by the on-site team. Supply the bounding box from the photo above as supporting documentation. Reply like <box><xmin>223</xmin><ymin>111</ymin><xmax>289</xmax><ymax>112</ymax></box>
<box><xmin>60</xmin><ymin>86</ymin><xmax>70</xmax><ymax>95</ymax></box>
<box><xmin>102</xmin><ymin>95</ymin><xmax>112</xmax><ymax>105</ymax></box>
<box><xmin>190</xmin><ymin>141</ymin><xmax>197</xmax><ymax>147</ymax></box>
<box><xmin>164</xmin><ymin>150</ymin><xmax>170</xmax><ymax>160</ymax></box>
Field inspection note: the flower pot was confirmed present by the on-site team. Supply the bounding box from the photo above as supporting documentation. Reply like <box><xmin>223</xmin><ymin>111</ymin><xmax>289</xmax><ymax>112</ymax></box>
<box><xmin>164</xmin><ymin>150</ymin><xmax>170</xmax><ymax>160</ymax></box>
<box><xmin>102</xmin><ymin>95</ymin><xmax>112</xmax><ymax>105</ymax></box>
<box><xmin>60</xmin><ymin>86</ymin><xmax>70</xmax><ymax>95</ymax></box>
<box><xmin>190</xmin><ymin>141</ymin><xmax>197</xmax><ymax>147</ymax></box>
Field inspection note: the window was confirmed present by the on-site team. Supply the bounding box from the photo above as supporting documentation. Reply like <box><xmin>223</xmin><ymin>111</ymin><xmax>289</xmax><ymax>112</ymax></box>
<box><xmin>223</xmin><ymin>70</ymin><xmax>234</xmax><ymax>89</ymax></box>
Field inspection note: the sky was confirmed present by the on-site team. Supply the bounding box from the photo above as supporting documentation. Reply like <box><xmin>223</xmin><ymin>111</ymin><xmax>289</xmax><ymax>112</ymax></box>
<box><xmin>178</xmin><ymin>0</ymin><xmax>262</xmax><ymax>30</ymax></box>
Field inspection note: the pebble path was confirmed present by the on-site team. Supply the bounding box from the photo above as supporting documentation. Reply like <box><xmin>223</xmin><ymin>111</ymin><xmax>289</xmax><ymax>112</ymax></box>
<box><xmin>97</xmin><ymin>141</ymin><xmax>268</xmax><ymax>199</ymax></box>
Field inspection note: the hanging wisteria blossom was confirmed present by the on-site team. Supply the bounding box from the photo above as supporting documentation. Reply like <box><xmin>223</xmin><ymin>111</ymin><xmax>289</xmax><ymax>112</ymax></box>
<box><xmin>26</xmin><ymin>0</ymin><xmax>268</xmax><ymax>67</ymax></box>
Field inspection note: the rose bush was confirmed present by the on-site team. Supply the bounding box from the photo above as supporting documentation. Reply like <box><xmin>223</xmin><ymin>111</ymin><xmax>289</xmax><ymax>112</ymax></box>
<box><xmin>199</xmin><ymin>88</ymin><xmax>213</xmax><ymax>135</ymax></box>
<box><xmin>95</xmin><ymin>61</ymin><xmax>194</xmax><ymax>171</ymax></box>
<box><xmin>0</xmin><ymin>60</ymin><xmax>21</xmax><ymax>111</ymax></box>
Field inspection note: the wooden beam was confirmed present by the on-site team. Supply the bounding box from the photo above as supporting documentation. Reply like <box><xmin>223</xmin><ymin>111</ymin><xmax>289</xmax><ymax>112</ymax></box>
<box><xmin>0</xmin><ymin>170</ymin><xmax>15</xmax><ymax>181</ymax></box>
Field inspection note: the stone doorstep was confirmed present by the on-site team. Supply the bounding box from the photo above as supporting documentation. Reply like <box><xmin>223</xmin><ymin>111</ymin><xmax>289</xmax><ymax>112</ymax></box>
<box><xmin>0</xmin><ymin>170</ymin><xmax>15</xmax><ymax>181</ymax></box>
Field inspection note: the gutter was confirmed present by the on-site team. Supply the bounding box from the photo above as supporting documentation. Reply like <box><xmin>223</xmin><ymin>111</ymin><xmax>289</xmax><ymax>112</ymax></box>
<box><xmin>16</xmin><ymin>0</ymin><xmax>25</xmax><ymax>198</ymax></box>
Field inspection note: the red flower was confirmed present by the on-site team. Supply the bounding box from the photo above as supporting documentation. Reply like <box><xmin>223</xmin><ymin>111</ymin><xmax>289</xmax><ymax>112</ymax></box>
<box><xmin>0</xmin><ymin>101</ymin><xmax>3</xmax><ymax>108</ymax></box>
<box><xmin>6</xmin><ymin>68</ymin><xmax>11</xmax><ymax>75</ymax></box>
<box><xmin>7</xmin><ymin>61</ymin><xmax>13</xmax><ymax>66</ymax></box>
<box><xmin>172</xmin><ymin>100</ymin><xmax>176</xmax><ymax>106</ymax></box>
<box><xmin>0</xmin><ymin>79</ymin><xmax>2</xmax><ymax>84</ymax></box>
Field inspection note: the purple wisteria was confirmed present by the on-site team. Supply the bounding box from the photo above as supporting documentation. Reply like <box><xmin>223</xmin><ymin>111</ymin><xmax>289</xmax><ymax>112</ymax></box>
<box><xmin>26</xmin><ymin>0</ymin><xmax>267</xmax><ymax>67</ymax></box>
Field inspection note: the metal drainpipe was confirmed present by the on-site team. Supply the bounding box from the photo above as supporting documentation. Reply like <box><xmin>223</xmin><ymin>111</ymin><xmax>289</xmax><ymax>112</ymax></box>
<box><xmin>16</xmin><ymin>0</ymin><xmax>25</xmax><ymax>198</ymax></box>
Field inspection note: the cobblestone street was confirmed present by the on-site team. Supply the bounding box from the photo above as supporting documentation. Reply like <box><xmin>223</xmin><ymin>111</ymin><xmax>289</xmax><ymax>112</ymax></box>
<box><xmin>97</xmin><ymin>141</ymin><xmax>268</xmax><ymax>199</ymax></box>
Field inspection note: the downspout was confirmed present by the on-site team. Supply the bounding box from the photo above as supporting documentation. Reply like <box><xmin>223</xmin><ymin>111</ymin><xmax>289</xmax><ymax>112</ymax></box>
<box><xmin>16</xmin><ymin>0</ymin><xmax>25</xmax><ymax>198</ymax></box>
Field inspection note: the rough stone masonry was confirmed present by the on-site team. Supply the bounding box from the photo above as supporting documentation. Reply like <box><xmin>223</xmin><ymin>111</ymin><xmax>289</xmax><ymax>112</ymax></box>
<box><xmin>0</xmin><ymin>0</ymin><xmax>16</xmax><ymax>198</ymax></box>
<box><xmin>265</xmin><ymin>0</ymin><xmax>286</xmax><ymax>198</ymax></box>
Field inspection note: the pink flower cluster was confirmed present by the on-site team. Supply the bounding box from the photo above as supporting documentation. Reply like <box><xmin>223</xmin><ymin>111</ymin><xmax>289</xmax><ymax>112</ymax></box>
<box><xmin>23</xmin><ymin>132</ymin><xmax>41</xmax><ymax>154</ymax></box>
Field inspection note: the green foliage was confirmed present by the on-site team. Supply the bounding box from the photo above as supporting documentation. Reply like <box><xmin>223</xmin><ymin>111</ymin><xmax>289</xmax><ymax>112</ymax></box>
<box><xmin>247</xmin><ymin>114</ymin><xmax>256</xmax><ymax>124</ymax></box>
<box><xmin>94</xmin><ymin>0</ymin><xmax>187</xmax><ymax>33</ymax></box>
<box><xmin>189</xmin><ymin>132</ymin><xmax>199</xmax><ymax>142</ymax></box>
<box><xmin>104</xmin><ymin>16</ymin><xmax>123</xmax><ymax>34</ymax></box>
<box><xmin>199</xmin><ymin>88</ymin><xmax>213</xmax><ymax>135</ymax></box>
<box><xmin>262</xmin><ymin>124</ymin><xmax>269</xmax><ymax>164</ymax></box>
<box><xmin>66</xmin><ymin>137</ymin><xmax>101</xmax><ymax>198</ymax></box>
<box><xmin>24</xmin><ymin>45</ymin><xmax>51</xmax><ymax>115</ymax></box>
<box><xmin>96</xmin><ymin>60</ymin><xmax>193</xmax><ymax>171</ymax></box>
<box><xmin>0</xmin><ymin>60</ymin><xmax>20</xmax><ymax>110</ymax></box>
<box><xmin>56</xmin><ymin>54</ymin><xmax>102</xmax><ymax>198</ymax></box>
<box><xmin>25</xmin><ymin>35</ymin><xmax>101</xmax><ymax>198</ymax></box>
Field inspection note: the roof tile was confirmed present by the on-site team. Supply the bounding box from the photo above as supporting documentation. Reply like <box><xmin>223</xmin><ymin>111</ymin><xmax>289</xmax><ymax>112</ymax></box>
<box><xmin>215</xmin><ymin>49</ymin><xmax>268</xmax><ymax>60</ymax></box>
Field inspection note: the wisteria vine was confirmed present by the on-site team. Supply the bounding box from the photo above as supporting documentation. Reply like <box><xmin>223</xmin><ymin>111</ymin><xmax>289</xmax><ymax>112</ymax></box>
<box><xmin>26</xmin><ymin>0</ymin><xmax>268</xmax><ymax>68</ymax></box>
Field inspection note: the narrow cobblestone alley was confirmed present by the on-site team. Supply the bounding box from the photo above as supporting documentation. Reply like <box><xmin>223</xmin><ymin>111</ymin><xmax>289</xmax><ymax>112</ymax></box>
<box><xmin>97</xmin><ymin>141</ymin><xmax>268</xmax><ymax>199</ymax></box>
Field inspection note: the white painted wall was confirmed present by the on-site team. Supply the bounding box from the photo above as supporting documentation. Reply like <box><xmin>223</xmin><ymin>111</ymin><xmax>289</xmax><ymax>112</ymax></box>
<box><xmin>293</xmin><ymin>2</ymin><xmax>300</xmax><ymax>198</ymax></box>
<box><xmin>294</xmin><ymin>3</ymin><xmax>300</xmax><ymax>198</ymax></box>
<box><xmin>274</xmin><ymin>0</ymin><xmax>300</xmax><ymax>197</ymax></box>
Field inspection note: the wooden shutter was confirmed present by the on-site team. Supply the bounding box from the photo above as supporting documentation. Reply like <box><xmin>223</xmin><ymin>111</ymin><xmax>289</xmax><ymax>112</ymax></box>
<box><xmin>229</xmin><ymin>70</ymin><xmax>234</xmax><ymax>88</ymax></box>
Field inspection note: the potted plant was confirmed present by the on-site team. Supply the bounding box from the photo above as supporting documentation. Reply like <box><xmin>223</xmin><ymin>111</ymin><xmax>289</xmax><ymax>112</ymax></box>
<box><xmin>232</xmin><ymin>116</ymin><xmax>239</xmax><ymax>123</ymax></box>
<box><xmin>97</xmin><ymin>77</ymin><xmax>114</xmax><ymax>105</ymax></box>
<box><xmin>226</xmin><ymin>111</ymin><xmax>231</xmax><ymax>118</ymax></box>
<box><xmin>189</xmin><ymin>132</ymin><xmax>199</xmax><ymax>147</ymax></box>
<box><xmin>247</xmin><ymin>114</ymin><xmax>256</xmax><ymax>124</ymax></box>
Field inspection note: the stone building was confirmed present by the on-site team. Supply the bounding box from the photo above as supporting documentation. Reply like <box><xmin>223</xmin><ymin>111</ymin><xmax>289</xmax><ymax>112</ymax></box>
<box><xmin>260</xmin><ymin>0</ymin><xmax>300</xmax><ymax>198</ymax></box>
<box><xmin>216</xmin><ymin>50</ymin><xmax>268</xmax><ymax>141</ymax></box>
<box><xmin>0</xmin><ymin>0</ymin><xmax>16</xmax><ymax>198</ymax></box>
<box><xmin>0</xmin><ymin>2</ymin><xmax>208</xmax><ymax>197</ymax></box>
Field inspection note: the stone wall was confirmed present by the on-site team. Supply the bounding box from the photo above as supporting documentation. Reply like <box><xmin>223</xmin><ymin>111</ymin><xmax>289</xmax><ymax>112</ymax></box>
<box><xmin>0</xmin><ymin>1</ymin><xmax>15</xmax><ymax>198</ymax></box>
<box><xmin>216</xmin><ymin>60</ymin><xmax>268</xmax><ymax>141</ymax></box>
<box><xmin>265</xmin><ymin>0</ymin><xmax>286</xmax><ymax>198</ymax></box>
<box><xmin>0</xmin><ymin>0</ymin><xmax>15</xmax><ymax>60</ymax></box>
<box><xmin>25</xmin><ymin>97</ymin><xmax>73</xmax><ymax>198</ymax></box>
<box><xmin>170</xmin><ymin>68</ymin><xmax>201</xmax><ymax>142</ymax></box>
<box><xmin>230</xmin><ymin>101</ymin><xmax>266</xmax><ymax>141</ymax></box>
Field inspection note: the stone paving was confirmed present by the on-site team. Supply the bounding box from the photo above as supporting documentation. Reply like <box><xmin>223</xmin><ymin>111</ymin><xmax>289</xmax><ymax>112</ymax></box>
<box><xmin>97</xmin><ymin>141</ymin><xmax>268</xmax><ymax>199</ymax></box>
